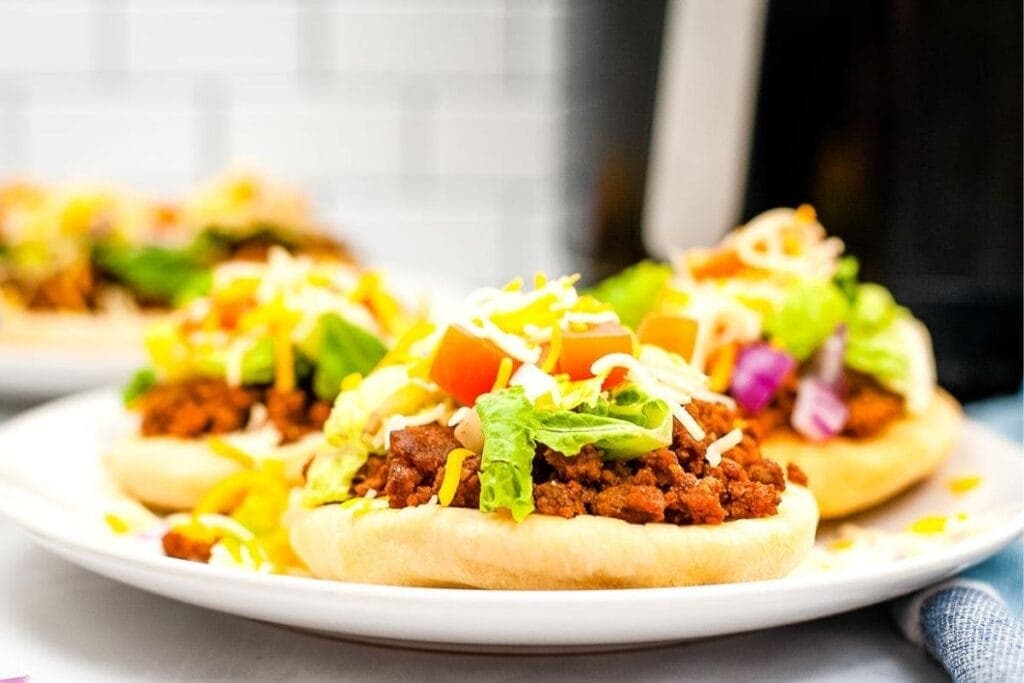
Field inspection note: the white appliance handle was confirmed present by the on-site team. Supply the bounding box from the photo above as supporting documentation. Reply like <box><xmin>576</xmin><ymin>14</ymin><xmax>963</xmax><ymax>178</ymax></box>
<box><xmin>643</xmin><ymin>0</ymin><xmax>768</xmax><ymax>257</ymax></box>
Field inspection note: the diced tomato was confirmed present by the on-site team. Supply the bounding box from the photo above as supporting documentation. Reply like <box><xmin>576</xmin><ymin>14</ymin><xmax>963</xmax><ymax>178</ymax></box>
<box><xmin>636</xmin><ymin>313</ymin><xmax>698</xmax><ymax>362</ymax></box>
<box><xmin>556</xmin><ymin>322</ymin><xmax>634</xmax><ymax>388</ymax></box>
<box><xmin>689</xmin><ymin>248</ymin><xmax>744</xmax><ymax>279</ymax></box>
<box><xmin>429</xmin><ymin>325</ymin><xmax>518</xmax><ymax>406</ymax></box>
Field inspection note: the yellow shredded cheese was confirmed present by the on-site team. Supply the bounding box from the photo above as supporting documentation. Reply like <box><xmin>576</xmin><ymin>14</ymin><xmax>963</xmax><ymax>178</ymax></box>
<box><xmin>708</xmin><ymin>343</ymin><xmax>737</xmax><ymax>392</ymax></box>
<box><xmin>541</xmin><ymin>323</ymin><xmax>562</xmax><ymax>373</ymax></box>
<box><xmin>909</xmin><ymin>515</ymin><xmax>947</xmax><ymax>535</ymax></box>
<box><xmin>194</xmin><ymin>470</ymin><xmax>286</xmax><ymax>516</ymax></box>
<box><xmin>828</xmin><ymin>538</ymin><xmax>854</xmax><ymax>552</ymax></box>
<box><xmin>207</xmin><ymin>436</ymin><xmax>257</xmax><ymax>469</ymax></box>
<box><xmin>533</xmin><ymin>272</ymin><xmax>548</xmax><ymax>289</ymax></box>
<box><xmin>341</xmin><ymin>372</ymin><xmax>363</xmax><ymax>392</ymax></box>
<box><xmin>947</xmin><ymin>475</ymin><xmax>982</xmax><ymax>496</ymax></box>
<box><xmin>491</xmin><ymin>356</ymin><xmax>514</xmax><ymax>392</ymax></box>
<box><xmin>104</xmin><ymin>513</ymin><xmax>130</xmax><ymax>534</ymax></box>
<box><xmin>439</xmin><ymin>448</ymin><xmax>474</xmax><ymax>506</ymax></box>
<box><xmin>502</xmin><ymin>277</ymin><xmax>524</xmax><ymax>292</ymax></box>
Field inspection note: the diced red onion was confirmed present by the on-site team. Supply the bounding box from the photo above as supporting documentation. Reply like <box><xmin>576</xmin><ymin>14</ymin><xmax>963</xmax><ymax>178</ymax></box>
<box><xmin>792</xmin><ymin>377</ymin><xmax>848</xmax><ymax>441</ymax></box>
<box><xmin>812</xmin><ymin>324</ymin><xmax>847</xmax><ymax>390</ymax></box>
<box><xmin>730</xmin><ymin>343</ymin><xmax>797</xmax><ymax>414</ymax></box>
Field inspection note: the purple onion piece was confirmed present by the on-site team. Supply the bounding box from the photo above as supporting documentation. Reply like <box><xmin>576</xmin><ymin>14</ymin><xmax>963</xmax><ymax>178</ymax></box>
<box><xmin>812</xmin><ymin>324</ymin><xmax>847</xmax><ymax>391</ymax></box>
<box><xmin>730</xmin><ymin>343</ymin><xmax>797</xmax><ymax>414</ymax></box>
<box><xmin>791</xmin><ymin>377</ymin><xmax>849</xmax><ymax>441</ymax></box>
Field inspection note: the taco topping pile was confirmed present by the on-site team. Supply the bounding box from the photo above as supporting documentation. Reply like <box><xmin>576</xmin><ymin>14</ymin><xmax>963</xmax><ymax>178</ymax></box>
<box><xmin>301</xmin><ymin>274</ymin><xmax>799</xmax><ymax>526</ymax></box>
<box><xmin>0</xmin><ymin>172</ymin><xmax>350</xmax><ymax>314</ymax></box>
<box><xmin>591</xmin><ymin>206</ymin><xmax>936</xmax><ymax>443</ymax></box>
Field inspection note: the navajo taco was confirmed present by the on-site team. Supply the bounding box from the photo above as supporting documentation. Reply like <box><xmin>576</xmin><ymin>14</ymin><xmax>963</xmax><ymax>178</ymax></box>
<box><xmin>290</xmin><ymin>274</ymin><xmax>818</xmax><ymax>589</ymax></box>
<box><xmin>591</xmin><ymin>206</ymin><xmax>962</xmax><ymax>518</ymax></box>
<box><xmin>105</xmin><ymin>247</ymin><xmax>408</xmax><ymax>511</ymax></box>
<box><xmin>0</xmin><ymin>172</ymin><xmax>351</xmax><ymax>348</ymax></box>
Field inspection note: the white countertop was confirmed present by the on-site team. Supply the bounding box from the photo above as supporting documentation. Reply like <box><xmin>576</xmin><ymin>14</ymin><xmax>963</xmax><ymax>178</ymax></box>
<box><xmin>1</xmin><ymin>395</ymin><xmax>1020</xmax><ymax>681</ymax></box>
<box><xmin>0</xmin><ymin>516</ymin><xmax>947</xmax><ymax>682</ymax></box>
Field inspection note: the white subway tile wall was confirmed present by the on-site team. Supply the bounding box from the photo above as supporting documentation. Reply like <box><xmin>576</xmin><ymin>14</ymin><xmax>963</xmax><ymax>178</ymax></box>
<box><xmin>0</xmin><ymin>0</ymin><xmax>583</xmax><ymax>284</ymax></box>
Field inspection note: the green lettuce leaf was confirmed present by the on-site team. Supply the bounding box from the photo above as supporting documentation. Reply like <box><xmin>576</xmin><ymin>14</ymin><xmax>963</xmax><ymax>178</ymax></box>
<box><xmin>845</xmin><ymin>319</ymin><xmax>910</xmax><ymax>385</ymax></box>
<box><xmin>766</xmin><ymin>280</ymin><xmax>849</xmax><ymax>360</ymax></box>
<box><xmin>122</xmin><ymin>367</ymin><xmax>156</xmax><ymax>405</ymax></box>
<box><xmin>306</xmin><ymin>313</ymin><xmax>388</xmax><ymax>401</ymax></box>
<box><xmin>833</xmin><ymin>255</ymin><xmax>860</xmax><ymax>301</ymax></box>
<box><xmin>92</xmin><ymin>241</ymin><xmax>211</xmax><ymax>305</ymax></box>
<box><xmin>535</xmin><ymin>387</ymin><xmax>672</xmax><ymax>459</ymax></box>
<box><xmin>844</xmin><ymin>282</ymin><xmax>910</xmax><ymax>385</ymax></box>
<box><xmin>586</xmin><ymin>260</ymin><xmax>672</xmax><ymax>328</ymax></box>
<box><xmin>475</xmin><ymin>385</ymin><xmax>674</xmax><ymax>521</ymax></box>
<box><xmin>189</xmin><ymin>336</ymin><xmax>279</xmax><ymax>385</ymax></box>
<box><xmin>476</xmin><ymin>389</ymin><xmax>539</xmax><ymax>522</ymax></box>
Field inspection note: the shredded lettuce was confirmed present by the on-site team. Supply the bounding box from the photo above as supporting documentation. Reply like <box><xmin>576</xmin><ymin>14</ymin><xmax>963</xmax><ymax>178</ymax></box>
<box><xmin>844</xmin><ymin>282</ymin><xmax>910</xmax><ymax>386</ymax></box>
<box><xmin>766</xmin><ymin>280</ymin><xmax>849</xmax><ymax>360</ymax></box>
<box><xmin>301</xmin><ymin>448</ymin><xmax>369</xmax><ymax>507</ymax></box>
<box><xmin>475</xmin><ymin>385</ymin><xmax>674</xmax><ymax>521</ymax></box>
<box><xmin>122</xmin><ymin>367</ymin><xmax>156</xmax><ymax>405</ymax></box>
<box><xmin>586</xmin><ymin>260</ymin><xmax>672</xmax><ymax>329</ymax></box>
<box><xmin>323</xmin><ymin>364</ymin><xmax>439</xmax><ymax>453</ymax></box>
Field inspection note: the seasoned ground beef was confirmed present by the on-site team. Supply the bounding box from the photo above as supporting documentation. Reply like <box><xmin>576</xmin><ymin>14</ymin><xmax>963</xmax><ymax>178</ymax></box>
<box><xmin>137</xmin><ymin>379</ymin><xmax>330</xmax><ymax>444</ymax></box>
<box><xmin>265</xmin><ymin>388</ymin><xmax>332</xmax><ymax>443</ymax></box>
<box><xmin>228</xmin><ymin>234</ymin><xmax>352</xmax><ymax>264</ymax></box>
<box><xmin>373</xmin><ymin>399</ymin><xmax>790</xmax><ymax>526</ymax></box>
<box><xmin>383</xmin><ymin>424</ymin><xmax>481</xmax><ymax>508</ymax></box>
<box><xmin>162</xmin><ymin>528</ymin><xmax>217</xmax><ymax>563</ymax></box>
<box><xmin>746</xmin><ymin>369</ymin><xmax>905</xmax><ymax>440</ymax></box>
<box><xmin>842</xmin><ymin>371</ymin><xmax>905</xmax><ymax>437</ymax></box>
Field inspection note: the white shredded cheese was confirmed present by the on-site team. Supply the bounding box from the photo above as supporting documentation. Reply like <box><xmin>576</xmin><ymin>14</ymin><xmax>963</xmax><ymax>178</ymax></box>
<box><xmin>590</xmin><ymin>350</ymin><xmax>712</xmax><ymax>441</ymax></box>
<box><xmin>704</xmin><ymin>427</ymin><xmax>743</xmax><ymax>467</ymax></box>
<box><xmin>509</xmin><ymin>363</ymin><xmax>559</xmax><ymax>403</ymax></box>
<box><xmin>447</xmin><ymin>406</ymin><xmax>473</xmax><ymax>428</ymax></box>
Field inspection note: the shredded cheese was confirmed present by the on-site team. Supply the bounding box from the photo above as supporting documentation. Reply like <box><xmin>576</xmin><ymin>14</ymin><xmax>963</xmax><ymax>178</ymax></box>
<box><xmin>207</xmin><ymin>436</ymin><xmax>257</xmax><ymax>469</ymax></box>
<box><xmin>438</xmin><ymin>448</ymin><xmax>474</xmax><ymax>506</ymax></box>
<box><xmin>708</xmin><ymin>343</ymin><xmax>738</xmax><ymax>392</ymax></box>
<box><xmin>447</xmin><ymin>406</ymin><xmax>473</xmax><ymax>427</ymax></box>
<box><xmin>909</xmin><ymin>515</ymin><xmax>948</xmax><ymax>535</ymax></box>
<box><xmin>491</xmin><ymin>356</ymin><xmax>514</xmax><ymax>392</ymax></box>
<box><xmin>947</xmin><ymin>475</ymin><xmax>982</xmax><ymax>495</ymax></box>
<box><xmin>341</xmin><ymin>372</ymin><xmax>363</xmax><ymax>392</ymax></box>
<box><xmin>704</xmin><ymin>428</ymin><xmax>743</xmax><ymax>467</ymax></box>
<box><xmin>541</xmin><ymin>323</ymin><xmax>562</xmax><ymax>373</ymax></box>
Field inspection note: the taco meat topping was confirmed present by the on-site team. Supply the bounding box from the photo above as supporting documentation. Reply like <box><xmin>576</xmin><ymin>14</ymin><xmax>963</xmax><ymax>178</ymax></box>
<box><xmin>162</xmin><ymin>528</ymin><xmax>217</xmax><ymax>563</ymax></box>
<box><xmin>747</xmin><ymin>369</ymin><xmax>904</xmax><ymax>440</ymax></box>
<box><xmin>137</xmin><ymin>379</ymin><xmax>330</xmax><ymax>444</ymax></box>
<box><xmin>359</xmin><ymin>399</ymin><xmax>795</xmax><ymax>526</ymax></box>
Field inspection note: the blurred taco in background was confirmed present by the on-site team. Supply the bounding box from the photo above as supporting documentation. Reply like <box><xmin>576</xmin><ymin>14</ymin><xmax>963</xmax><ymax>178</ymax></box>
<box><xmin>590</xmin><ymin>206</ymin><xmax>962</xmax><ymax>518</ymax></box>
<box><xmin>104</xmin><ymin>247</ymin><xmax>409</xmax><ymax>512</ymax></box>
<box><xmin>0</xmin><ymin>172</ymin><xmax>352</xmax><ymax>348</ymax></box>
<box><xmin>289</xmin><ymin>274</ymin><xmax>817</xmax><ymax>589</ymax></box>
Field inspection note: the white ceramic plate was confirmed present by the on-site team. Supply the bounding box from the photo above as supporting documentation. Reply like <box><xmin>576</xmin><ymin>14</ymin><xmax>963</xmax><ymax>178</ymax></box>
<box><xmin>0</xmin><ymin>390</ymin><xmax>1021</xmax><ymax>652</ymax></box>
<box><xmin>0</xmin><ymin>346</ymin><xmax>144</xmax><ymax>401</ymax></box>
